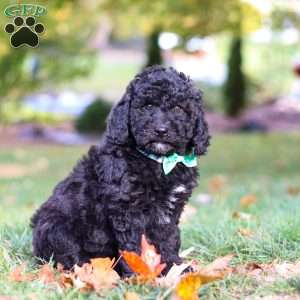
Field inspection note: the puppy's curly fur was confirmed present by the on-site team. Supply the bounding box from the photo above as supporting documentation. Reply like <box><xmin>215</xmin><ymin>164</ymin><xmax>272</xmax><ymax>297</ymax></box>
<box><xmin>31</xmin><ymin>65</ymin><xmax>210</xmax><ymax>276</ymax></box>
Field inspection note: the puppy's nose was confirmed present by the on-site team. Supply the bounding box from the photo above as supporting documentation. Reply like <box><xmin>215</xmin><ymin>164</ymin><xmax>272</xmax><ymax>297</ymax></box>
<box><xmin>155</xmin><ymin>126</ymin><xmax>168</xmax><ymax>136</ymax></box>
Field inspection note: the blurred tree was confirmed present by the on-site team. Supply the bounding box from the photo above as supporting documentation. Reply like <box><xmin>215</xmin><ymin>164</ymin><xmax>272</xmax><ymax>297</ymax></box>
<box><xmin>271</xmin><ymin>7</ymin><xmax>300</xmax><ymax>29</ymax></box>
<box><xmin>103</xmin><ymin>0</ymin><xmax>261</xmax><ymax>117</ymax></box>
<box><xmin>145</xmin><ymin>27</ymin><xmax>163</xmax><ymax>67</ymax></box>
<box><xmin>223</xmin><ymin>36</ymin><xmax>246</xmax><ymax>117</ymax></box>
<box><xmin>0</xmin><ymin>0</ymin><xmax>100</xmax><ymax>120</ymax></box>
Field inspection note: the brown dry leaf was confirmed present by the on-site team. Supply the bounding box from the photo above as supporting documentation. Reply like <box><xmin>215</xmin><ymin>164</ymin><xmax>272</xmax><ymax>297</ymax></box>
<box><xmin>232</xmin><ymin>211</ymin><xmax>254</xmax><ymax>221</ymax></box>
<box><xmin>124</xmin><ymin>291</ymin><xmax>141</xmax><ymax>300</ymax></box>
<box><xmin>9</xmin><ymin>263</ymin><xmax>36</xmax><ymax>282</ymax></box>
<box><xmin>287</xmin><ymin>186</ymin><xmax>300</xmax><ymax>196</ymax></box>
<box><xmin>240</xmin><ymin>194</ymin><xmax>257</xmax><ymax>208</ymax></box>
<box><xmin>234</xmin><ymin>262</ymin><xmax>264</xmax><ymax>277</ymax></box>
<box><xmin>208</xmin><ymin>175</ymin><xmax>227</xmax><ymax>193</ymax></box>
<box><xmin>234</xmin><ymin>261</ymin><xmax>300</xmax><ymax>283</ymax></box>
<box><xmin>196</xmin><ymin>254</ymin><xmax>234</xmax><ymax>283</ymax></box>
<box><xmin>37</xmin><ymin>264</ymin><xmax>56</xmax><ymax>284</ymax></box>
<box><xmin>90</xmin><ymin>258</ymin><xmax>119</xmax><ymax>292</ymax></box>
<box><xmin>237</xmin><ymin>228</ymin><xmax>253</xmax><ymax>237</ymax></box>
<box><xmin>70</xmin><ymin>258</ymin><xmax>119</xmax><ymax>292</ymax></box>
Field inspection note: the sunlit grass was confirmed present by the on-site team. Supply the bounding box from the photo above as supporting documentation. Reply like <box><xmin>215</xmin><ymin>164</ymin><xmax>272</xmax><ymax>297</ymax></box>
<box><xmin>0</xmin><ymin>133</ymin><xmax>299</xmax><ymax>299</ymax></box>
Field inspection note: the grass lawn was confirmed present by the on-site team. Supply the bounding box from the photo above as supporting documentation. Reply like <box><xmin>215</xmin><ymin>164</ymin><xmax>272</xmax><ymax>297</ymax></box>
<box><xmin>0</xmin><ymin>133</ymin><xmax>299</xmax><ymax>299</ymax></box>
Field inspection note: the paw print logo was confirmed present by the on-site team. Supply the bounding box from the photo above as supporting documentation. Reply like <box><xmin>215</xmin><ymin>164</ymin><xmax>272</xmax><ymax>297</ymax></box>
<box><xmin>4</xmin><ymin>16</ymin><xmax>45</xmax><ymax>48</ymax></box>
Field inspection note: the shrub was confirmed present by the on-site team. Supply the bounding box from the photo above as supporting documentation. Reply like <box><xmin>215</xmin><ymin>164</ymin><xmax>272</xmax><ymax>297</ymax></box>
<box><xmin>75</xmin><ymin>98</ymin><xmax>112</xmax><ymax>134</ymax></box>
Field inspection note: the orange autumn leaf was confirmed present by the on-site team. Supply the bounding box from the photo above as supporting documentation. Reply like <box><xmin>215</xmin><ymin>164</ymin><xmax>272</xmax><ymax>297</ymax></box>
<box><xmin>208</xmin><ymin>175</ymin><xmax>227</xmax><ymax>193</ymax></box>
<box><xmin>122</xmin><ymin>234</ymin><xmax>166</xmax><ymax>278</ymax></box>
<box><xmin>238</xmin><ymin>228</ymin><xmax>253</xmax><ymax>237</ymax></box>
<box><xmin>37</xmin><ymin>264</ymin><xmax>56</xmax><ymax>284</ymax></box>
<box><xmin>173</xmin><ymin>255</ymin><xmax>234</xmax><ymax>300</ymax></box>
<box><xmin>9</xmin><ymin>263</ymin><xmax>35</xmax><ymax>282</ymax></box>
<box><xmin>122</xmin><ymin>251</ymin><xmax>153</xmax><ymax>277</ymax></box>
<box><xmin>174</xmin><ymin>273</ymin><xmax>202</xmax><ymax>300</ymax></box>
<box><xmin>240</xmin><ymin>194</ymin><xmax>257</xmax><ymax>208</ymax></box>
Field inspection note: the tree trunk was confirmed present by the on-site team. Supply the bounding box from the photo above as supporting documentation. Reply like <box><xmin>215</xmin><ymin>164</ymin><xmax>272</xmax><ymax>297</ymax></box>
<box><xmin>223</xmin><ymin>36</ymin><xmax>246</xmax><ymax>117</ymax></box>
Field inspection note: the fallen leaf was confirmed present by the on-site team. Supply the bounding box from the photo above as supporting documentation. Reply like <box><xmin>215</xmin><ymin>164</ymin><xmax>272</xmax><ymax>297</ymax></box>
<box><xmin>234</xmin><ymin>261</ymin><xmax>300</xmax><ymax>283</ymax></box>
<box><xmin>124</xmin><ymin>291</ymin><xmax>141</xmax><ymax>300</ymax></box>
<box><xmin>174</xmin><ymin>272</ymin><xmax>202</xmax><ymax>300</ymax></box>
<box><xmin>196</xmin><ymin>254</ymin><xmax>234</xmax><ymax>283</ymax></box>
<box><xmin>37</xmin><ymin>264</ymin><xmax>56</xmax><ymax>284</ymax></box>
<box><xmin>158</xmin><ymin>263</ymin><xmax>192</xmax><ymax>287</ymax></box>
<box><xmin>208</xmin><ymin>175</ymin><xmax>227</xmax><ymax>193</ymax></box>
<box><xmin>69</xmin><ymin>258</ymin><xmax>119</xmax><ymax>292</ymax></box>
<box><xmin>89</xmin><ymin>258</ymin><xmax>119</xmax><ymax>291</ymax></box>
<box><xmin>170</xmin><ymin>255</ymin><xmax>234</xmax><ymax>300</ymax></box>
<box><xmin>238</xmin><ymin>228</ymin><xmax>253</xmax><ymax>237</ymax></box>
<box><xmin>287</xmin><ymin>186</ymin><xmax>300</xmax><ymax>196</ymax></box>
<box><xmin>9</xmin><ymin>263</ymin><xmax>35</xmax><ymax>282</ymax></box>
<box><xmin>122</xmin><ymin>234</ymin><xmax>166</xmax><ymax>279</ymax></box>
<box><xmin>240</xmin><ymin>194</ymin><xmax>257</xmax><ymax>208</ymax></box>
<box><xmin>234</xmin><ymin>262</ymin><xmax>264</xmax><ymax>277</ymax></box>
<box><xmin>232</xmin><ymin>211</ymin><xmax>254</xmax><ymax>221</ymax></box>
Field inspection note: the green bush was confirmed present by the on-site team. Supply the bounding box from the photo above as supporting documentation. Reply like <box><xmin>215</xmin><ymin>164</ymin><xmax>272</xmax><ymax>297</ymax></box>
<box><xmin>75</xmin><ymin>98</ymin><xmax>112</xmax><ymax>134</ymax></box>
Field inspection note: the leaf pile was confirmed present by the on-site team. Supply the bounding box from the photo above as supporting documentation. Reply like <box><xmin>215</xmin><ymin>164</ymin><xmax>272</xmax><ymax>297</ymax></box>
<box><xmin>9</xmin><ymin>236</ymin><xmax>235</xmax><ymax>299</ymax></box>
<box><xmin>60</xmin><ymin>258</ymin><xmax>119</xmax><ymax>292</ymax></box>
<box><xmin>9</xmin><ymin>258</ymin><xmax>119</xmax><ymax>294</ymax></box>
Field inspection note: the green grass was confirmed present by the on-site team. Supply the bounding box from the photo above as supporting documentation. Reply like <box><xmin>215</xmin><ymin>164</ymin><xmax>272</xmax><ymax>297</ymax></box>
<box><xmin>0</xmin><ymin>134</ymin><xmax>300</xmax><ymax>299</ymax></box>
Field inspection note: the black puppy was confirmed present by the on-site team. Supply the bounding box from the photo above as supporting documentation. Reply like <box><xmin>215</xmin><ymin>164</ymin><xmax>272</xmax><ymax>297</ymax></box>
<box><xmin>31</xmin><ymin>65</ymin><xmax>210</xmax><ymax>276</ymax></box>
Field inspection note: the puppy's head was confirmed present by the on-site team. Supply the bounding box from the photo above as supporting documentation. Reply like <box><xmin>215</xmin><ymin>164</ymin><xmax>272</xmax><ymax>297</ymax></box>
<box><xmin>107</xmin><ymin>65</ymin><xmax>210</xmax><ymax>156</ymax></box>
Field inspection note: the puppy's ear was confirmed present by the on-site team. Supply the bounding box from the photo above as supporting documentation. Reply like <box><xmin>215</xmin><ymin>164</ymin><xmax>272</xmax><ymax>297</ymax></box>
<box><xmin>191</xmin><ymin>106</ymin><xmax>210</xmax><ymax>156</ymax></box>
<box><xmin>106</xmin><ymin>89</ymin><xmax>131</xmax><ymax>145</ymax></box>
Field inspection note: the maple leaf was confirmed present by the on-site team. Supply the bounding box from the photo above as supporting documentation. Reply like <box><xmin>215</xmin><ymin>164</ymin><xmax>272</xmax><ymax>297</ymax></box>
<box><xmin>121</xmin><ymin>234</ymin><xmax>166</xmax><ymax>279</ymax></box>
<box><xmin>240</xmin><ymin>194</ymin><xmax>257</xmax><ymax>208</ymax></box>
<box><xmin>208</xmin><ymin>175</ymin><xmax>227</xmax><ymax>193</ymax></box>
<box><xmin>173</xmin><ymin>272</ymin><xmax>202</xmax><ymax>300</ymax></box>
<box><xmin>172</xmin><ymin>255</ymin><xmax>234</xmax><ymax>300</ymax></box>
<box><xmin>36</xmin><ymin>264</ymin><xmax>57</xmax><ymax>284</ymax></box>
<box><xmin>237</xmin><ymin>228</ymin><xmax>253</xmax><ymax>237</ymax></box>
<box><xmin>9</xmin><ymin>263</ymin><xmax>35</xmax><ymax>282</ymax></box>
<box><xmin>61</xmin><ymin>257</ymin><xmax>119</xmax><ymax>293</ymax></box>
